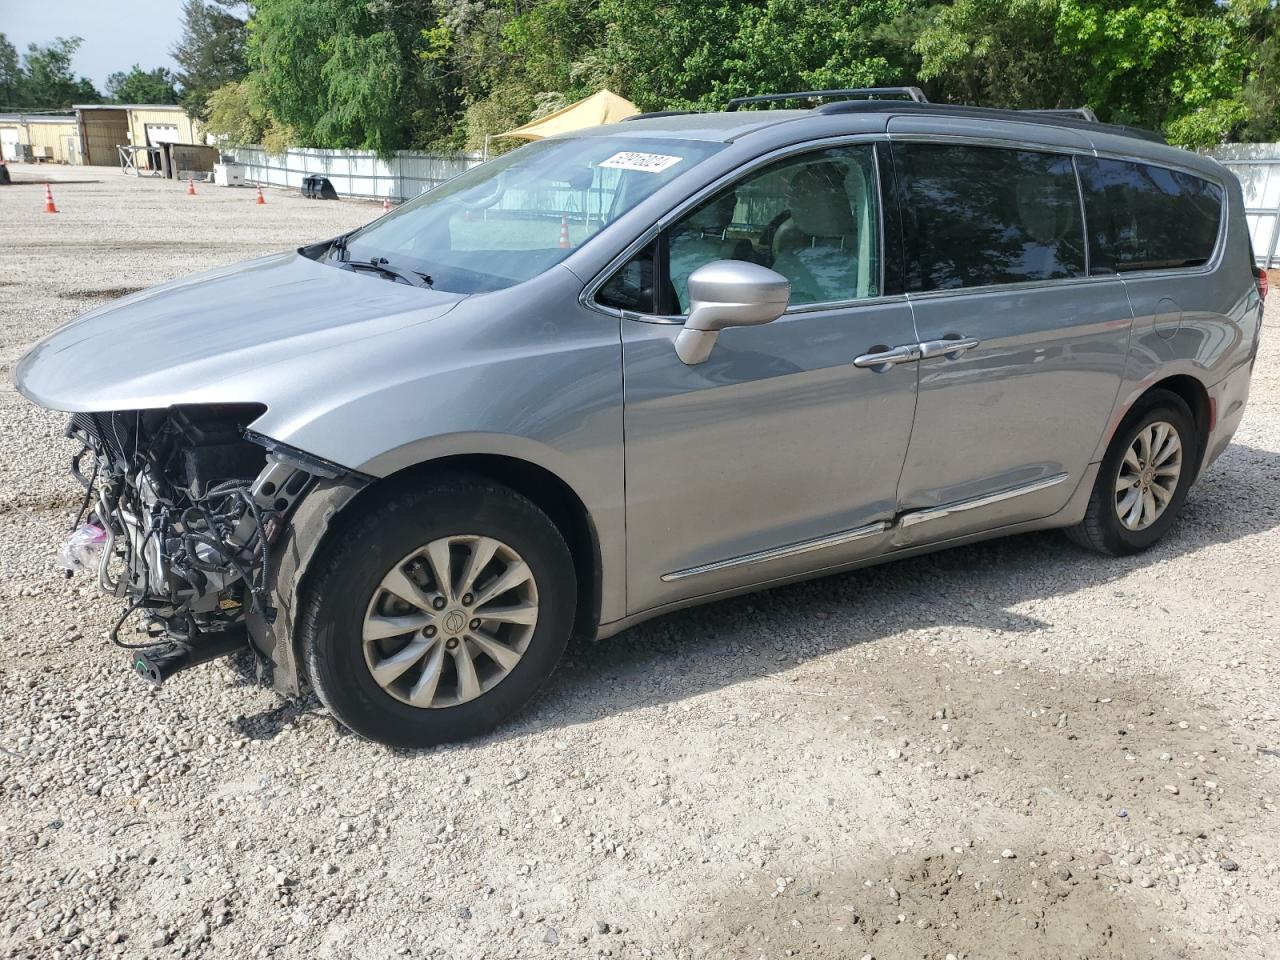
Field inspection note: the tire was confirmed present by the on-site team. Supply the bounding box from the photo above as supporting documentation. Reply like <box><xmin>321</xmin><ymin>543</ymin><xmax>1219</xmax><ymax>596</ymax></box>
<box><xmin>1066</xmin><ymin>389</ymin><xmax>1199</xmax><ymax>556</ymax></box>
<box><xmin>300</xmin><ymin>476</ymin><xmax>576</xmax><ymax>748</ymax></box>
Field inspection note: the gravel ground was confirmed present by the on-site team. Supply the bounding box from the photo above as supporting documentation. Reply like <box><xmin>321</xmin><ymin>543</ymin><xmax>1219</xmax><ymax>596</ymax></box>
<box><xmin>1</xmin><ymin>163</ymin><xmax>1278</xmax><ymax>960</ymax></box>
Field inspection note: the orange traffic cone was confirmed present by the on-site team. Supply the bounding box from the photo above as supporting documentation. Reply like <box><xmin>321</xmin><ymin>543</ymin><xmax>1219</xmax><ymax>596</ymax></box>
<box><xmin>43</xmin><ymin>183</ymin><xmax>58</xmax><ymax>214</ymax></box>
<box><xmin>383</xmin><ymin>197</ymin><xmax>391</xmax><ymax>212</ymax></box>
<box><xmin>558</xmin><ymin>215</ymin><xmax>571</xmax><ymax>249</ymax></box>
<box><xmin>255</xmin><ymin>184</ymin><xmax>265</xmax><ymax>205</ymax></box>
<box><xmin>186</xmin><ymin>176</ymin><xmax>196</xmax><ymax>196</ymax></box>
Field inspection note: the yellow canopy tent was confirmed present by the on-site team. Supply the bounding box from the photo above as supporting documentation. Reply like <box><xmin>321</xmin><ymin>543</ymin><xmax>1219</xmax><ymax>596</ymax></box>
<box><xmin>497</xmin><ymin>89</ymin><xmax>640</xmax><ymax>141</ymax></box>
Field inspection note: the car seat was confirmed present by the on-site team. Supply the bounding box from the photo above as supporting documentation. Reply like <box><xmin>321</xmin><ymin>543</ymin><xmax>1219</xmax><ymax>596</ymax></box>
<box><xmin>668</xmin><ymin>191</ymin><xmax>752</xmax><ymax>311</ymax></box>
<box><xmin>771</xmin><ymin>161</ymin><xmax>872</xmax><ymax>304</ymax></box>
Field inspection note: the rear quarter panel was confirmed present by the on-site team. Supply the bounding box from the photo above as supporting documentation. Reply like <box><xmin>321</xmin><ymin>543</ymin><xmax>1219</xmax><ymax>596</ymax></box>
<box><xmin>1091</xmin><ymin>151</ymin><xmax>1261</xmax><ymax>468</ymax></box>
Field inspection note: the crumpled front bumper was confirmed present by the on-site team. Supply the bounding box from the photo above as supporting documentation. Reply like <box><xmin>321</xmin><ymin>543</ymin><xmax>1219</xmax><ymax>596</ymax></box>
<box><xmin>246</xmin><ymin>474</ymin><xmax>370</xmax><ymax>694</ymax></box>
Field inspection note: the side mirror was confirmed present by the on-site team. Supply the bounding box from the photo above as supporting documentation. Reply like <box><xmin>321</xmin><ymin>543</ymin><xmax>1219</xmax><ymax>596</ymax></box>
<box><xmin>674</xmin><ymin>260</ymin><xmax>791</xmax><ymax>365</ymax></box>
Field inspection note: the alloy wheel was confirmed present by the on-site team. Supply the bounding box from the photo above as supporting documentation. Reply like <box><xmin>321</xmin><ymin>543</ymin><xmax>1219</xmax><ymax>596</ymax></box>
<box><xmin>1114</xmin><ymin>420</ymin><xmax>1182</xmax><ymax>532</ymax></box>
<box><xmin>362</xmin><ymin>535</ymin><xmax>539</xmax><ymax>708</ymax></box>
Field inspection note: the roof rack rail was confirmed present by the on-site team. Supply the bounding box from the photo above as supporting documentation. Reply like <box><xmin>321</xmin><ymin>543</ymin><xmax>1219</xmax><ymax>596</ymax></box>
<box><xmin>725</xmin><ymin>87</ymin><xmax>928</xmax><ymax>111</ymax></box>
<box><xmin>620</xmin><ymin>110</ymin><xmax>698</xmax><ymax>122</ymax></box>
<box><xmin>1021</xmin><ymin>107</ymin><xmax>1099</xmax><ymax>123</ymax></box>
<box><xmin>813</xmin><ymin>99</ymin><xmax>1165</xmax><ymax>144</ymax></box>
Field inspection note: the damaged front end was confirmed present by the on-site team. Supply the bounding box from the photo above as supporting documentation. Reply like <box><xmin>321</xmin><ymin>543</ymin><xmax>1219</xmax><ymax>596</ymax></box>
<box><xmin>63</xmin><ymin>404</ymin><xmax>336</xmax><ymax>684</ymax></box>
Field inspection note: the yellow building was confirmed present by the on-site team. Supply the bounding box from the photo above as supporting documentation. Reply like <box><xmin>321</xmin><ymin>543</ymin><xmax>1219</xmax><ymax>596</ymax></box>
<box><xmin>0</xmin><ymin>113</ymin><xmax>82</xmax><ymax>164</ymax></box>
<box><xmin>73</xmin><ymin>104</ymin><xmax>204</xmax><ymax>167</ymax></box>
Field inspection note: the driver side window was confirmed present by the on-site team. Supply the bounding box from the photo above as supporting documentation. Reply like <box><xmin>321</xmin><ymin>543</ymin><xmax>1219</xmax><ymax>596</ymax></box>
<box><xmin>668</xmin><ymin>144</ymin><xmax>881</xmax><ymax>313</ymax></box>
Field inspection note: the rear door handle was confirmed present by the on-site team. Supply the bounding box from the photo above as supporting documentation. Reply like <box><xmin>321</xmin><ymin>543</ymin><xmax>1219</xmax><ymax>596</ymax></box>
<box><xmin>853</xmin><ymin>344</ymin><xmax>922</xmax><ymax>369</ymax></box>
<box><xmin>917</xmin><ymin>336</ymin><xmax>980</xmax><ymax>359</ymax></box>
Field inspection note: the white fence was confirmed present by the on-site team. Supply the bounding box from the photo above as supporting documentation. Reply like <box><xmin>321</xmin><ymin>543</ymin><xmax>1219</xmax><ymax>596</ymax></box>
<box><xmin>1207</xmin><ymin>143</ymin><xmax>1280</xmax><ymax>269</ymax></box>
<box><xmin>227</xmin><ymin>146</ymin><xmax>484</xmax><ymax>202</ymax></box>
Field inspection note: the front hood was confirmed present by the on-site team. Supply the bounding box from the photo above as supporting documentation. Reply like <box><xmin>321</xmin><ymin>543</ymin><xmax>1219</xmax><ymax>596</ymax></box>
<box><xmin>14</xmin><ymin>251</ymin><xmax>463</xmax><ymax>413</ymax></box>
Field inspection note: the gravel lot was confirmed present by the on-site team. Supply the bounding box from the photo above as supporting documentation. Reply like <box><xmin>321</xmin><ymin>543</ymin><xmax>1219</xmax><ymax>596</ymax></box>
<box><xmin>1</xmin><ymin>163</ymin><xmax>1278</xmax><ymax>960</ymax></box>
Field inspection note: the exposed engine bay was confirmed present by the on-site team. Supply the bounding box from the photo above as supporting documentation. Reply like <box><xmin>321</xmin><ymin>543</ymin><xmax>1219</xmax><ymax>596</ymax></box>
<box><xmin>64</xmin><ymin>404</ymin><xmax>324</xmax><ymax>680</ymax></box>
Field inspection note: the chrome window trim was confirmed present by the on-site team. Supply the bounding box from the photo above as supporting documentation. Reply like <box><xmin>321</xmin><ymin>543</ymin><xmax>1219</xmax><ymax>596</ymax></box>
<box><xmin>581</xmin><ymin>134</ymin><xmax>890</xmax><ymax>323</ymax></box>
<box><xmin>1072</xmin><ymin>154</ymin><xmax>1092</xmax><ymax>278</ymax></box>
<box><xmin>897</xmin><ymin>473</ymin><xmax>1069</xmax><ymax>528</ymax></box>
<box><xmin>661</xmin><ymin>520</ymin><xmax>890</xmax><ymax>582</ymax></box>
<box><xmin>904</xmin><ymin>273</ymin><xmax>1117</xmax><ymax>304</ymax></box>
<box><xmin>886</xmin><ymin>131</ymin><xmax>1091</xmax><ymax>157</ymax></box>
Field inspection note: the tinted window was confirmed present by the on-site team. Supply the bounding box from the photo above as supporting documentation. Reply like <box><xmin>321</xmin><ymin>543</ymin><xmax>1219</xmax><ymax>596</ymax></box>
<box><xmin>665</xmin><ymin>144</ymin><xmax>881</xmax><ymax>312</ymax></box>
<box><xmin>893</xmin><ymin>143</ymin><xmax>1087</xmax><ymax>291</ymax></box>
<box><xmin>1081</xmin><ymin>158</ymin><xmax>1222</xmax><ymax>273</ymax></box>
<box><xmin>598</xmin><ymin>241</ymin><xmax>657</xmax><ymax>313</ymax></box>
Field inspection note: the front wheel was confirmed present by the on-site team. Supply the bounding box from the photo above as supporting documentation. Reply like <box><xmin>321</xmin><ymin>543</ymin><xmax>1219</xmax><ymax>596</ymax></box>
<box><xmin>299</xmin><ymin>477</ymin><xmax>576</xmax><ymax>748</ymax></box>
<box><xmin>1066</xmin><ymin>390</ymin><xmax>1199</xmax><ymax>556</ymax></box>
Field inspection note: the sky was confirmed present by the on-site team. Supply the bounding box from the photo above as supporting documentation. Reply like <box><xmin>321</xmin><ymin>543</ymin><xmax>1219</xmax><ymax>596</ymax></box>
<box><xmin>2</xmin><ymin>0</ymin><xmax>186</xmax><ymax>93</ymax></box>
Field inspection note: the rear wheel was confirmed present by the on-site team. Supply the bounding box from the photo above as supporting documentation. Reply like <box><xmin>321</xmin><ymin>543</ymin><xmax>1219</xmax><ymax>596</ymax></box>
<box><xmin>1066</xmin><ymin>390</ymin><xmax>1198</xmax><ymax>556</ymax></box>
<box><xmin>300</xmin><ymin>477</ymin><xmax>575</xmax><ymax>748</ymax></box>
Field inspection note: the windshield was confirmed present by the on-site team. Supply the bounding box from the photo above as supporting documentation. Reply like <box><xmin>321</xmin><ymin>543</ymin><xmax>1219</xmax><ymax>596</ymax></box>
<box><xmin>335</xmin><ymin>136</ymin><xmax>723</xmax><ymax>294</ymax></box>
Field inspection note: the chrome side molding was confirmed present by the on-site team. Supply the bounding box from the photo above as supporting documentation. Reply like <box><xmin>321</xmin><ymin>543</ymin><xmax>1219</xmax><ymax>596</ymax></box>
<box><xmin>661</xmin><ymin>520</ymin><xmax>891</xmax><ymax>582</ymax></box>
<box><xmin>661</xmin><ymin>472</ymin><xmax>1070</xmax><ymax>582</ymax></box>
<box><xmin>897</xmin><ymin>472</ymin><xmax>1069</xmax><ymax>528</ymax></box>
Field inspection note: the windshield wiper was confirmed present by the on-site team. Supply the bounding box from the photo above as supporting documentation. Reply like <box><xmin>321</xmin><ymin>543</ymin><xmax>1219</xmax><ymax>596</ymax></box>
<box><xmin>330</xmin><ymin>233</ymin><xmax>353</xmax><ymax>262</ymax></box>
<box><xmin>343</xmin><ymin>255</ymin><xmax>433</xmax><ymax>288</ymax></box>
<box><xmin>329</xmin><ymin>233</ymin><xmax>432</xmax><ymax>287</ymax></box>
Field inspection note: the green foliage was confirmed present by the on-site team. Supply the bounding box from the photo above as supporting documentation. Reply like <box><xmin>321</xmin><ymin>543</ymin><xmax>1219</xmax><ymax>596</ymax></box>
<box><xmin>460</xmin><ymin>80</ymin><xmax>536</xmax><ymax>152</ymax></box>
<box><xmin>0</xmin><ymin>35</ymin><xmax>102</xmax><ymax>109</ymax></box>
<box><xmin>172</xmin><ymin>0</ymin><xmax>250</xmax><ymax>119</ymax></box>
<box><xmin>594</xmin><ymin>0</ymin><xmax>915</xmax><ymax>111</ymax></box>
<box><xmin>106</xmin><ymin>65</ymin><xmax>181</xmax><ymax>104</ymax></box>
<box><xmin>0</xmin><ymin>35</ymin><xmax>20</xmax><ymax>107</ymax></box>
<box><xmin>1055</xmin><ymin>0</ymin><xmax>1250</xmax><ymax>138</ymax></box>
<box><xmin>248</xmin><ymin>0</ymin><xmax>450</xmax><ymax>157</ymax></box>
<box><xmin>913</xmin><ymin>0</ymin><xmax>1270</xmax><ymax>148</ymax></box>
<box><xmin>4</xmin><ymin>2</ymin><xmax>1280</xmax><ymax>151</ymax></box>
<box><xmin>167</xmin><ymin>0</ymin><xmax>1280</xmax><ymax>151</ymax></box>
<box><xmin>204</xmin><ymin>79</ymin><xmax>266</xmax><ymax>143</ymax></box>
<box><xmin>913</xmin><ymin>0</ymin><xmax>1072</xmax><ymax>108</ymax></box>
<box><xmin>1238</xmin><ymin>1</ymin><xmax>1280</xmax><ymax>143</ymax></box>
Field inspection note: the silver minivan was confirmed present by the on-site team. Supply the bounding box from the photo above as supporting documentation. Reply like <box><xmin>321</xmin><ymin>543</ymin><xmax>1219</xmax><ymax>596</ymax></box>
<box><xmin>15</xmin><ymin>89</ymin><xmax>1265</xmax><ymax>747</ymax></box>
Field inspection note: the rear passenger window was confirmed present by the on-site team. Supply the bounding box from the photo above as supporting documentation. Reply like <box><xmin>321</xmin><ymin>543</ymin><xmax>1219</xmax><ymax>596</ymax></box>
<box><xmin>893</xmin><ymin>143</ymin><xmax>1087</xmax><ymax>291</ymax></box>
<box><xmin>1081</xmin><ymin>158</ymin><xmax>1223</xmax><ymax>274</ymax></box>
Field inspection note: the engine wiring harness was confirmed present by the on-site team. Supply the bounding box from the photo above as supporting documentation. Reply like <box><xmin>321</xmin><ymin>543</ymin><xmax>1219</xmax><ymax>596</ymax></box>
<box><xmin>63</xmin><ymin>406</ymin><xmax>317</xmax><ymax>666</ymax></box>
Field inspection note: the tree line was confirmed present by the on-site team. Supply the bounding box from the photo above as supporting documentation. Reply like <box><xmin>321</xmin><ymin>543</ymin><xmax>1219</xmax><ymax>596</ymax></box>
<box><xmin>4</xmin><ymin>1</ymin><xmax>1278</xmax><ymax>152</ymax></box>
<box><xmin>0</xmin><ymin>35</ymin><xmax>182</xmax><ymax>109</ymax></box>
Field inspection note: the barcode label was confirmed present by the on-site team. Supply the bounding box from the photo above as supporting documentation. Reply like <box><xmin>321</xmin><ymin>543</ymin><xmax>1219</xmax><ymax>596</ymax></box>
<box><xmin>598</xmin><ymin>152</ymin><xmax>684</xmax><ymax>173</ymax></box>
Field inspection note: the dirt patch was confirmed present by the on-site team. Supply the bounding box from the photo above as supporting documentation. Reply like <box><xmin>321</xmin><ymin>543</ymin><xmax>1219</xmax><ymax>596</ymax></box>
<box><xmin>685</xmin><ymin>852</ymin><xmax>1170</xmax><ymax>960</ymax></box>
<box><xmin>57</xmin><ymin>286</ymin><xmax>145</xmax><ymax>301</ymax></box>
<box><xmin>671</xmin><ymin>655</ymin><xmax>1274</xmax><ymax>959</ymax></box>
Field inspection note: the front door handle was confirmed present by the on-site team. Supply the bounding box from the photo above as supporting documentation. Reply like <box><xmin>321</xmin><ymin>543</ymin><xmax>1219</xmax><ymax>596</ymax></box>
<box><xmin>853</xmin><ymin>344</ymin><xmax>922</xmax><ymax>369</ymax></box>
<box><xmin>917</xmin><ymin>336</ymin><xmax>980</xmax><ymax>359</ymax></box>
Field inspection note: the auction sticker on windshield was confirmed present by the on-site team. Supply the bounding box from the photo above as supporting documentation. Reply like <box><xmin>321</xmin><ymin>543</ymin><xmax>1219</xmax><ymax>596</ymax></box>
<box><xmin>599</xmin><ymin>152</ymin><xmax>684</xmax><ymax>173</ymax></box>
